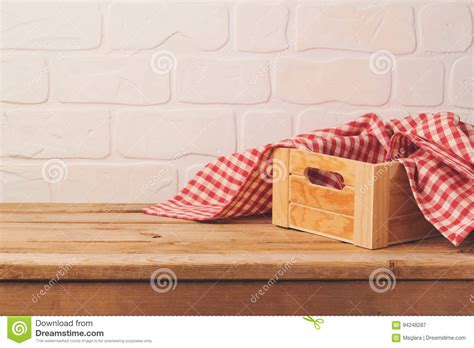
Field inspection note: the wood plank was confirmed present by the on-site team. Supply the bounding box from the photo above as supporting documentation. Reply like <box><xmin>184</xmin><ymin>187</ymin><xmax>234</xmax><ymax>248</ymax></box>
<box><xmin>0</xmin><ymin>203</ymin><xmax>152</xmax><ymax>214</ymax></box>
<box><xmin>288</xmin><ymin>203</ymin><xmax>354</xmax><ymax>242</ymax></box>
<box><xmin>353</xmin><ymin>163</ymin><xmax>375</xmax><ymax>248</ymax></box>
<box><xmin>289</xmin><ymin>175</ymin><xmax>355</xmax><ymax>216</ymax></box>
<box><xmin>1</xmin><ymin>223</ymin><xmax>372</xmax><ymax>254</ymax></box>
<box><xmin>1</xmin><ymin>220</ymin><xmax>460</xmax><ymax>251</ymax></box>
<box><xmin>371</xmin><ymin>164</ymin><xmax>390</xmax><ymax>248</ymax></box>
<box><xmin>0</xmin><ymin>212</ymin><xmax>190</xmax><ymax>224</ymax></box>
<box><xmin>0</xmin><ymin>222</ymin><xmax>322</xmax><ymax>242</ymax></box>
<box><xmin>271</xmin><ymin>148</ymin><xmax>290</xmax><ymax>227</ymax></box>
<box><xmin>1</xmin><ymin>280</ymin><xmax>472</xmax><ymax>315</ymax></box>
<box><xmin>2</xmin><ymin>250</ymin><xmax>473</xmax><ymax>281</ymax></box>
<box><xmin>1</xmin><ymin>229</ymin><xmax>466</xmax><ymax>255</ymax></box>
<box><xmin>289</xmin><ymin>150</ymin><xmax>356</xmax><ymax>186</ymax></box>
<box><xmin>0</xmin><ymin>212</ymin><xmax>269</xmax><ymax>224</ymax></box>
<box><xmin>2</xmin><ymin>241</ymin><xmax>364</xmax><ymax>254</ymax></box>
<box><xmin>0</xmin><ymin>252</ymin><xmax>389</xmax><ymax>280</ymax></box>
<box><xmin>0</xmin><ymin>234</ymin><xmax>468</xmax><ymax>255</ymax></box>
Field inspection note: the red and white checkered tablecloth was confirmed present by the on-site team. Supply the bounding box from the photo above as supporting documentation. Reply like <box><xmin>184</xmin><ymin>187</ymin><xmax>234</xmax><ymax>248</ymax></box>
<box><xmin>144</xmin><ymin>112</ymin><xmax>473</xmax><ymax>246</ymax></box>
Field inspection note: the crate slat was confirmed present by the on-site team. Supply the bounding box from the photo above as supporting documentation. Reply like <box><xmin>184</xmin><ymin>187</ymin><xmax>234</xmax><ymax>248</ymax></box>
<box><xmin>289</xmin><ymin>149</ymin><xmax>356</xmax><ymax>187</ymax></box>
<box><xmin>289</xmin><ymin>203</ymin><xmax>354</xmax><ymax>243</ymax></box>
<box><xmin>271</xmin><ymin>148</ymin><xmax>290</xmax><ymax>227</ymax></box>
<box><xmin>289</xmin><ymin>175</ymin><xmax>355</xmax><ymax>216</ymax></box>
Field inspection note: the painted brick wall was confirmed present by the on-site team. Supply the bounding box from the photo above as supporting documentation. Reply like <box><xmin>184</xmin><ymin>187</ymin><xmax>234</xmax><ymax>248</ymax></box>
<box><xmin>0</xmin><ymin>0</ymin><xmax>472</xmax><ymax>203</ymax></box>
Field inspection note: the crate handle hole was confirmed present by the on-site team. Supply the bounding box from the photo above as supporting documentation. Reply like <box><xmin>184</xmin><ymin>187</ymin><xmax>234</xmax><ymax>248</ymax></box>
<box><xmin>304</xmin><ymin>167</ymin><xmax>345</xmax><ymax>190</ymax></box>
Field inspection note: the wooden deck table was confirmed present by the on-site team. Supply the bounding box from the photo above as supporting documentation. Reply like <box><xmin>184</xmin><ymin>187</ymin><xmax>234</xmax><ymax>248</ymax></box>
<box><xmin>1</xmin><ymin>203</ymin><xmax>473</xmax><ymax>315</ymax></box>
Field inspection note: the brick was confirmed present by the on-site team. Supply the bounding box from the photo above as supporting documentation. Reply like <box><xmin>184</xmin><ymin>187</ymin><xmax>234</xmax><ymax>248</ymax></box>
<box><xmin>450</xmin><ymin>57</ymin><xmax>474</xmax><ymax>108</ymax></box>
<box><xmin>240</xmin><ymin>111</ymin><xmax>292</xmax><ymax>149</ymax></box>
<box><xmin>296</xmin><ymin>4</ymin><xmax>415</xmax><ymax>53</ymax></box>
<box><xmin>378</xmin><ymin>109</ymin><xmax>415</xmax><ymax>122</ymax></box>
<box><xmin>236</xmin><ymin>3</ymin><xmax>289</xmax><ymax>52</ymax></box>
<box><xmin>296</xmin><ymin>109</ymin><xmax>415</xmax><ymax>134</ymax></box>
<box><xmin>55</xmin><ymin>56</ymin><xmax>170</xmax><ymax>105</ymax></box>
<box><xmin>1</xmin><ymin>1</ymin><xmax>100</xmax><ymax>50</ymax></box>
<box><xmin>0</xmin><ymin>55</ymin><xmax>48</xmax><ymax>103</ymax></box>
<box><xmin>116</xmin><ymin>109</ymin><xmax>235</xmax><ymax>159</ymax></box>
<box><xmin>420</xmin><ymin>4</ymin><xmax>472</xmax><ymax>52</ymax></box>
<box><xmin>396</xmin><ymin>59</ymin><xmax>444</xmax><ymax>106</ymax></box>
<box><xmin>108</xmin><ymin>2</ymin><xmax>228</xmax><ymax>50</ymax></box>
<box><xmin>295</xmin><ymin>109</ymin><xmax>346</xmax><ymax>134</ymax></box>
<box><xmin>3</xmin><ymin>110</ymin><xmax>110</xmax><ymax>159</ymax></box>
<box><xmin>0</xmin><ymin>115</ymin><xmax>6</xmax><ymax>157</ymax></box>
<box><xmin>51</xmin><ymin>163</ymin><xmax>177</xmax><ymax>203</ymax></box>
<box><xmin>296</xmin><ymin>109</ymin><xmax>418</xmax><ymax>133</ymax></box>
<box><xmin>0</xmin><ymin>162</ymin><xmax>177</xmax><ymax>203</ymax></box>
<box><xmin>177</xmin><ymin>58</ymin><xmax>270</xmax><ymax>104</ymax></box>
<box><xmin>0</xmin><ymin>161</ymin><xmax>52</xmax><ymax>202</ymax></box>
<box><xmin>275</xmin><ymin>58</ymin><xmax>391</xmax><ymax>105</ymax></box>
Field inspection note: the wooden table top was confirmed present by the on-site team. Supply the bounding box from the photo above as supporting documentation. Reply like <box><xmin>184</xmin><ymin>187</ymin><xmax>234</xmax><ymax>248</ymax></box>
<box><xmin>1</xmin><ymin>203</ymin><xmax>473</xmax><ymax>281</ymax></box>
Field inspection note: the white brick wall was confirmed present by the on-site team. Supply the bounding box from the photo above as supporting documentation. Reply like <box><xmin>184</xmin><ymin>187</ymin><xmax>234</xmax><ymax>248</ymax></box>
<box><xmin>275</xmin><ymin>57</ymin><xmax>392</xmax><ymax>105</ymax></box>
<box><xmin>295</xmin><ymin>4</ymin><xmax>416</xmax><ymax>53</ymax></box>
<box><xmin>1</xmin><ymin>0</ymin><xmax>472</xmax><ymax>203</ymax></box>
<box><xmin>55</xmin><ymin>56</ymin><xmax>171</xmax><ymax>105</ymax></box>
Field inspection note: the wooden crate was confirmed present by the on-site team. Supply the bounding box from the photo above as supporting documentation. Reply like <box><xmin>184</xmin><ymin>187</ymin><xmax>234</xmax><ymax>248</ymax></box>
<box><xmin>272</xmin><ymin>148</ymin><xmax>436</xmax><ymax>249</ymax></box>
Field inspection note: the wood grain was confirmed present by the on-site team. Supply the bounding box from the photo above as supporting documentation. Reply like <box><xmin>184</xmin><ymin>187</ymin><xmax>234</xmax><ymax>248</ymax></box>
<box><xmin>289</xmin><ymin>150</ymin><xmax>356</xmax><ymax>186</ymax></box>
<box><xmin>1</xmin><ymin>280</ymin><xmax>472</xmax><ymax>316</ymax></box>
<box><xmin>1</xmin><ymin>204</ymin><xmax>473</xmax><ymax>282</ymax></box>
<box><xmin>388</xmin><ymin>163</ymin><xmax>411</xmax><ymax>185</ymax></box>
<box><xmin>0</xmin><ymin>203</ymin><xmax>150</xmax><ymax>214</ymax></box>
<box><xmin>389</xmin><ymin>182</ymin><xmax>421</xmax><ymax>217</ymax></box>
<box><xmin>281</xmin><ymin>149</ymin><xmax>443</xmax><ymax>250</ymax></box>
<box><xmin>1</xmin><ymin>203</ymin><xmax>473</xmax><ymax>315</ymax></box>
<box><xmin>289</xmin><ymin>175</ymin><xmax>355</xmax><ymax>216</ymax></box>
<box><xmin>0</xmin><ymin>212</ymin><xmax>269</xmax><ymax>224</ymax></box>
<box><xmin>353</xmin><ymin>163</ymin><xmax>386</xmax><ymax>249</ymax></box>
<box><xmin>271</xmin><ymin>148</ymin><xmax>290</xmax><ymax>227</ymax></box>
<box><xmin>289</xmin><ymin>203</ymin><xmax>354</xmax><ymax>242</ymax></box>
<box><xmin>388</xmin><ymin>213</ymin><xmax>438</xmax><ymax>244</ymax></box>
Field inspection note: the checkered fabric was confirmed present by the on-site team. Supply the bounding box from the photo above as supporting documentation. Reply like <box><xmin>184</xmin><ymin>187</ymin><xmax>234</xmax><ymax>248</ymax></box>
<box><xmin>144</xmin><ymin>112</ymin><xmax>473</xmax><ymax>246</ymax></box>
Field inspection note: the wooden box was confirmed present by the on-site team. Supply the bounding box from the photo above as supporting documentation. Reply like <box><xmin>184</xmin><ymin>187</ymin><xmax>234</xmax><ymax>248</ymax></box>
<box><xmin>272</xmin><ymin>148</ymin><xmax>436</xmax><ymax>249</ymax></box>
